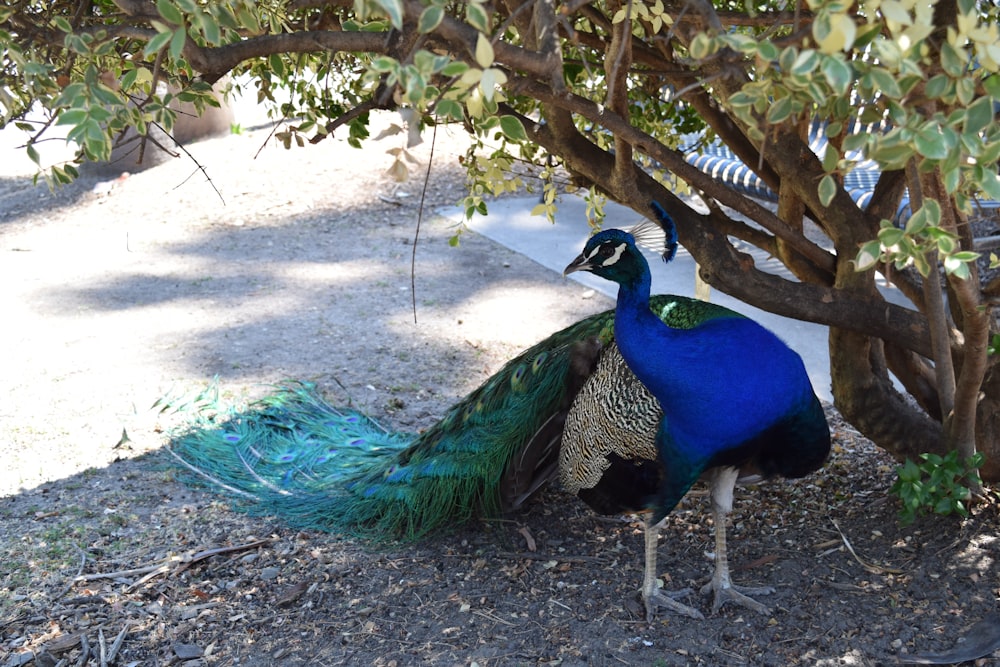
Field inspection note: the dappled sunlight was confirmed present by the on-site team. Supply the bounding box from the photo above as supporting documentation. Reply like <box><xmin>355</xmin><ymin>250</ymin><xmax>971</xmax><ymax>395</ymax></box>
<box><xmin>419</xmin><ymin>281</ymin><xmax>604</xmax><ymax>352</ymax></box>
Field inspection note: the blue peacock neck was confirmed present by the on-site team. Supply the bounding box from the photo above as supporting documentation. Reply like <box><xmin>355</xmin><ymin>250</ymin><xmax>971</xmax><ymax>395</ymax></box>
<box><xmin>610</xmin><ymin>260</ymin><xmax>673</xmax><ymax>388</ymax></box>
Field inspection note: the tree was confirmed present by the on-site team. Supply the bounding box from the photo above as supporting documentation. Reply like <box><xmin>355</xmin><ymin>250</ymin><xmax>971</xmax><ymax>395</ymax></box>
<box><xmin>3</xmin><ymin>0</ymin><xmax>999</xmax><ymax>485</ymax></box>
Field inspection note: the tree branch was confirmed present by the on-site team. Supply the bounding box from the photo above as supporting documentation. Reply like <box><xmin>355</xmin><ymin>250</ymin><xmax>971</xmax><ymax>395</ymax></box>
<box><xmin>605</xmin><ymin>0</ymin><xmax>635</xmax><ymax>195</ymax></box>
<box><xmin>507</xmin><ymin>75</ymin><xmax>835</xmax><ymax>277</ymax></box>
<box><xmin>182</xmin><ymin>31</ymin><xmax>386</xmax><ymax>83</ymax></box>
<box><xmin>512</xmin><ymin>104</ymin><xmax>932</xmax><ymax>357</ymax></box>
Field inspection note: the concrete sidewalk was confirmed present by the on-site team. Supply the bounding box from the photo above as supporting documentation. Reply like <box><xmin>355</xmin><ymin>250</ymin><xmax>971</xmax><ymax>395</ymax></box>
<box><xmin>440</xmin><ymin>195</ymin><xmax>835</xmax><ymax>402</ymax></box>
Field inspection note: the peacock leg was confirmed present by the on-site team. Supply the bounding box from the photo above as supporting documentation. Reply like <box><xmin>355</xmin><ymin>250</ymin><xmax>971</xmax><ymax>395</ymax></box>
<box><xmin>640</xmin><ymin>517</ymin><xmax>704</xmax><ymax>621</ymax></box>
<box><xmin>700</xmin><ymin>467</ymin><xmax>774</xmax><ymax>615</ymax></box>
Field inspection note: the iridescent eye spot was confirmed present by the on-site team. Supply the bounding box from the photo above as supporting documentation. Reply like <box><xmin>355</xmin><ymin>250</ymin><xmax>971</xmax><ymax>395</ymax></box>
<box><xmin>531</xmin><ymin>352</ymin><xmax>548</xmax><ymax>373</ymax></box>
<box><xmin>345</xmin><ymin>415</ymin><xmax>359</xmax><ymax>423</ymax></box>
<box><xmin>511</xmin><ymin>365</ymin><xmax>527</xmax><ymax>388</ymax></box>
<box><xmin>348</xmin><ymin>438</ymin><xmax>366</xmax><ymax>446</ymax></box>
<box><xmin>277</xmin><ymin>452</ymin><xmax>297</xmax><ymax>463</ymax></box>
<box><xmin>222</xmin><ymin>433</ymin><xmax>241</xmax><ymax>443</ymax></box>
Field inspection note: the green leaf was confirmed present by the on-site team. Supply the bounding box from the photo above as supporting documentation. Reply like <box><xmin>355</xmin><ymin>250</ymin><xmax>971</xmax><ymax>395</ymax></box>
<box><xmin>52</xmin><ymin>16</ymin><xmax>72</xmax><ymax>32</ymax></box>
<box><xmin>879</xmin><ymin>0</ymin><xmax>912</xmax><ymax>24</ymax></box>
<box><xmin>88</xmin><ymin>105</ymin><xmax>113</xmax><ymax>123</ymax></box>
<box><xmin>441</xmin><ymin>61</ymin><xmax>468</xmax><ymax>77</ymax></box>
<box><xmin>978</xmin><ymin>169</ymin><xmax>1000</xmax><ymax>201</ymax></box>
<box><xmin>479</xmin><ymin>67</ymin><xmax>506</xmax><ymax>103</ymax></box>
<box><xmin>56</xmin><ymin>108</ymin><xmax>89</xmax><ymax>126</ymax></box>
<box><xmin>475</xmin><ymin>33</ymin><xmax>494</xmax><ymax>69</ymax></box>
<box><xmin>867</xmin><ymin>67</ymin><xmax>902</xmax><ymax>98</ymax></box>
<box><xmin>466</xmin><ymin>2</ymin><xmax>489</xmax><ymax>32</ymax></box>
<box><xmin>942</xmin><ymin>165</ymin><xmax>961</xmax><ymax>194</ymax></box>
<box><xmin>869</xmin><ymin>141</ymin><xmax>913</xmax><ymax>170</ymax></box>
<box><xmin>434</xmin><ymin>98</ymin><xmax>464</xmax><ymax>121</ymax></box>
<box><xmin>269</xmin><ymin>53</ymin><xmax>286</xmax><ymax>78</ymax></box>
<box><xmin>822</xmin><ymin>144</ymin><xmax>839</xmax><ymax>173</ymax></box>
<box><xmin>418</xmin><ymin>5</ymin><xmax>444</xmax><ymax>33</ymax></box>
<box><xmin>143</xmin><ymin>29</ymin><xmax>173</xmax><ymax>56</ymax></box>
<box><xmin>814</xmin><ymin>12</ymin><xmax>856</xmax><ymax>54</ymax></box>
<box><xmin>920</xmin><ymin>199</ymin><xmax>941</xmax><ymax>226</ymax></box>
<box><xmin>370</xmin><ymin>56</ymin><xmax>398</xmax><ymax>73</ymax></box>
<box><xmin>791</xmin><ymin>49</ymin><xmax>819</xmax><ymax>76</ymax></box>
<box><xmin>821</xmin><ymin>55</ymin><xmax>853</xmax><ymax>93</ymax></box>
<box><xmin>727</xmin><ymin>91</ymin><xmax>756</xmax><ymax>109</ymax></box>
<box><xmin>169</xmin><ymin>26</ymin><xmax>186</xmax><ymax>60</ymax></box>
<box><xmin>855</xmin><ymin>239</ymin><xmax>882</xmax><ymax>271</ymax></box>
<box><xmin>756</xmin><ymin>41</ymin><xmax>779</xmax><ymax>61</ymax></box>
<box><xmin>937</xmin><ymin>234</ymin><xmax>956</xmax><ymax>254</ymax></box>
<box><xmin>924</xmin><ymin>73</ymin><xmax>952</xmax><ymax>100</ymax></box>
<box><xmin>944</xmin><ymin>251</ymin><xmax>980</xmax><ymax>278</ymax></box>
<box><xmin>915</xmin><ymin>125</ymin><xmax>949</xmax><ymax>160</ymax></box>
<box><xmin>376</xmin><ymin>0</ymin><xmax>404</xmax><ymax>29</ymax></box>
<box><xmin>878</xmin><ymin>226</ymin><xmax>905</xmax><ymax>247</ymax></box>
<box><xmin>900</xmin><ymin>459</ymin><xmax>921</xmax><ymax>483</ymax></box>
<box><xmin>689</xmin><ymin>33</ymin><xmax>714</xmax><ymax>61</ymax></box>
<box><xmin>499</xmin><ymin>115</ymin><xmax>527</xmax><ymax>142</ymax></box>
<box><xmin>200</xmin><ymin>12</ymin><xmax>221</xmax><ymax>45</ymax></box>
<box><xmin>934</xmin><ymin>497</ymin><xmax>955</xmax><ymax>515</ymax></box>
<box><xmin>120</xmin><ymin>68</ymin><xmax>138</xmax><ymax>91</ymax></box>
<box><xmin>905</xmin><ymin>208</ymin><xmax>927</xmax><ymax>234</ymax></box>
<box><xmin>843</xmin><ymin>132</ymin><xmax>867</xmax><ymax>153</ymax></box>
<box><xmin>940</xmin><ymin>41</ymin><xmax>966</xmax><ymax>77</ymax></box>
<box><xmin>156</xmin><ymin>0</ymin><xmax>184</xmax><ymax>25</ymax></box>
<box><xmin>818</xmin><ymin>173</ymin><xmax>837</xmax><ymax>206</ymax></box>
<box><xmin>766</xmin><ymin>96</ymin><xmax>793</xmax><ymax>124</ymax></box>
<box><xmin>964</xmin><ymin>96</ymin><xmax>993</xmax><ymax>135</ymax></box>
<box><xmin>983</xmin><ymin>75</ymin><xmax>1000</xmax><ymax>99</ymax></box>
<box><xmin>955</xmin><ymin>77</ymin><xmax>975</xmax><ymax>106</ymax></box>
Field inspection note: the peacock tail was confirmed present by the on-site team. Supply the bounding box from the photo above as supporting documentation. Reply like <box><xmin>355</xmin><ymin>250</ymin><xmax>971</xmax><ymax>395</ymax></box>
<box><xmin>167</xmin><ymin>294</ymin><xmax>739</xmax><ymax>541</ymax></box>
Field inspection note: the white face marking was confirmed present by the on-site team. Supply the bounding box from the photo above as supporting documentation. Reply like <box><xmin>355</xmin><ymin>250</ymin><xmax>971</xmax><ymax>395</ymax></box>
<box><xmin>584</xmin><ymin>242</ymin><xmax>627</xmax><ymax>267</ymax></box>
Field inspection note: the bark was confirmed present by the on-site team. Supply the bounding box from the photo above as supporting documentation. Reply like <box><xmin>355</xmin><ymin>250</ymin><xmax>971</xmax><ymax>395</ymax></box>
<box><xmin>976</xmin><ymin>362</ymin><xmax>1000</xmax><ymax>482</ymax></box>
<box><xmin>830</xmin><ymin>328</ymin><xmax>943</xmax><ymax>460</ymax></box>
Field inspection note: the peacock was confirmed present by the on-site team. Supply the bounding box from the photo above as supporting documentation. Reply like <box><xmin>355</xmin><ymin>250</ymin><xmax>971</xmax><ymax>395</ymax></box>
<box><xmin>561</xmin><ymin>202</ymin><xmax>830</xmax><ymax>619</ymax></box>
<box><xmin>167</xmin><ymin>202</ymin><xmax>830</xmax><ymax>621</ymax></box>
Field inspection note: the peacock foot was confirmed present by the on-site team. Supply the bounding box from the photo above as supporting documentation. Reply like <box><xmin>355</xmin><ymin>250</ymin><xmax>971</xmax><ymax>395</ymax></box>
<box><xmin>642</xmin><ymin>587</ymin><xmax>705</xmax><ymax>621</ymax></box>
<box><xmin>700</xmin><ymin>580</ymin><xmax>774</xmax><ymax>615</ymax></box>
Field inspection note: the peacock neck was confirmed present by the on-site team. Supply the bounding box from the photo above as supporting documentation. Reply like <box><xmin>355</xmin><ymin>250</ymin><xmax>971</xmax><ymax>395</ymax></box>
<box><xmin>610</xmin><ymin>267</ymin><xmax>698</xmax><ymax>437</ymax></box>
<box><xmin>612</xmin><ymin>267</ymin><xmax>669</xmax><ymax>356</ymax></box>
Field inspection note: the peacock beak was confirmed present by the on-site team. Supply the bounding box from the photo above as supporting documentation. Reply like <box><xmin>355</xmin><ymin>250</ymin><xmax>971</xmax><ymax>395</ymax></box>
<box><xmin>563</xmin><ymin>253</ymin><xmax>592</xmax><ymax>276</ymax></box>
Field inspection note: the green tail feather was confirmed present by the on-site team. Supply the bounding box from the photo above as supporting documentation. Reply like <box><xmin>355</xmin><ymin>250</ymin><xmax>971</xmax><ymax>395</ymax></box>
<box><xmin>167</xmin><ymin>295</ymin><xmax>737</xmax><ymax>540</ymax></box>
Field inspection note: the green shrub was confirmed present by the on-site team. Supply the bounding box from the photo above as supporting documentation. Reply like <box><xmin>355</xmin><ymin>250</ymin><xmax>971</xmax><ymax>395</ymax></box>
<box><xmin>890</xmin><ymin>451</ymin><xmax>984</xmax><ymax>525</ymax></box>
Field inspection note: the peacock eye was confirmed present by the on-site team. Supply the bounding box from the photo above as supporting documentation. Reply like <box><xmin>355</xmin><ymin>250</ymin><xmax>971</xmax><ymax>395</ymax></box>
<box><xmin>597</xmin><ymin>244</ymin><xmax>615</xmax><ymax>257</ymax></box>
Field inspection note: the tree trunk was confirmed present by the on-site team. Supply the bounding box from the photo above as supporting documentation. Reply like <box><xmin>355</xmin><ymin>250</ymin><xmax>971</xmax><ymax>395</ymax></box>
<box><xmin>975</xmin><ymin>360</ymin><xmax>1000</xmax><ymax>482</ymax></box>
<box><xmin>829</xmin><ymin>327</ymin><xmax>944</xmax><ymax>460</ymax></box>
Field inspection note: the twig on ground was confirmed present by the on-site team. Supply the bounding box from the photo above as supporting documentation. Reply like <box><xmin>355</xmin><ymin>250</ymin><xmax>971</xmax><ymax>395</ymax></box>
<box><xmin>106</xmin><ymin>623</ymin><xmax>131</xmax><ymax>665</ymax></box>
<box><xmin>73</xmin><ymin>539</ymin><xmax>272</xmax><ymax>592</ymax></box>
<box><xmin>830</xmin><ymin>519</ymin><xmax>902</xmax><ymax>575</ymax></box>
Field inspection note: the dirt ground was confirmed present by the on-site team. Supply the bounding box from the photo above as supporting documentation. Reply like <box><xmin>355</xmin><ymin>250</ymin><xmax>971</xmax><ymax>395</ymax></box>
<box><xmin>1</xmin><ymin>113</ymin><xmax>998</xmax><ymax>667</ymax></box>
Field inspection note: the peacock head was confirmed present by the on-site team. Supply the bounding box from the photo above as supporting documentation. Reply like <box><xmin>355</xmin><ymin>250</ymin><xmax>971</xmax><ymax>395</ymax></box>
<box><xmin>563</xmin><ymin>228</ymin><xmax>646</xmax><ymax>283</ymax></box>
<box><xmin>563</xmin><ymin>203</ymin><xmax>677</xmax><ymax>284</ymax></box>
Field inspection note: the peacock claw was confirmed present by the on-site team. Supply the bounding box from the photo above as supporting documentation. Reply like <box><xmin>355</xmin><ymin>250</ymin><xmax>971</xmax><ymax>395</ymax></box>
<box><xmin>643</xmin><ymin>588</ymin><xmax>705</xmax><ymax>621</ymax></box>
<box><xmin>700</xmin><ymin>581</ymin><xmax>774</xmax><ymax>615</ymax></box>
